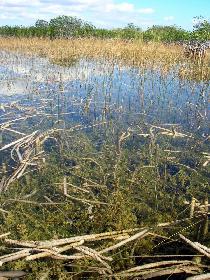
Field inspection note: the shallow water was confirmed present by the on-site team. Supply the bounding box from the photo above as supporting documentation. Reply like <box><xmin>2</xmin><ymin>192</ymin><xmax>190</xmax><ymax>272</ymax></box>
<box><xmin>0</xmin><ymin>49</ymin><xmax>210</xmax><ymax>280</ymax></box>
<box><xmin>0</xmin><ymin>51</ymin><xmax>209</xmax><ymax>136</ymax></box>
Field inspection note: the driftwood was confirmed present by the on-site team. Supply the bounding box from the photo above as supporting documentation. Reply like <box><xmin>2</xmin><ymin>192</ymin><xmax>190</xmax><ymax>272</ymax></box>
<box><xmin>0</xmin><ymin>131</ymin><xmax>38</xmax><ymax>152</ymax></box>
<box><xmin>187</xmin><ymin>273</ymin><xmax>210</xmax><ymax>280</ymax></box>
<box><xmin>115</xmin><ymin>260</ymin><xmax>203</xmax><ymax>278</ymax></box>
<box><xmin>0</xmin><ymin>271</ymin><xmax>26</xmax><ymax>278</ymax></box>
<box><xmin>116</xmin><ymin>260</ymin><xmax>196</xmax><ymax>273</ymax></box>
<box><xmin>0</xmin><ymin>233</ymin><xmax>10</xmax><ymax>239</ymax></box>
<box><xmin>25</xmin><ymin>240</ymin><xmax>84</xmax><ymax>261</ymax></box>
<box><xmin>194</xmin><ymin>243</ymin><xmax>210</xmax><ymax>254</ymax></box>
<box><xmin>4</xmin><ymin>228</ymin><xmax>141</xmax><ymax>248</ymax></box>
<box><xmin>0</xmin><ymin>249</ymin><xmax>31</xmax><ymax>266</ymax></box>
<box><xmin>99</xmin><ymin>229</ymin><xmax>148</xmax><ymax>254</ymax></box>
<box><xmin>0</xmin><ymin>229</ymin><xmax>149</xmax><ymax>277</ymax></box>
<box><xmin>133</xmin><ymin>265</ymin><xmax>201</xmax><ymax>279</ymax></box>
<box><xmin>0</xmin><ymin>229</ymin><xmax>209</xmax><ymax>278</ymax></box>
<box><xmin>179</xmin><ymin>234</ymin><xmax>210</xmax><ymax>259</ymax></box>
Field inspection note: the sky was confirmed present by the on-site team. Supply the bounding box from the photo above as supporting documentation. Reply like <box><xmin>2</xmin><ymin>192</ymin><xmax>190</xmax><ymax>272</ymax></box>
<box><xmin>0</xmin><ymin>0</ymin><xmax>209</xmax><ymax>30</ymax></box>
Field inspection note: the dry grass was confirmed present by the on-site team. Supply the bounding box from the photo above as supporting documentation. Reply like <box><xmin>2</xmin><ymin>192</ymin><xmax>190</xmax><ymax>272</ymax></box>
<box><xmin>0</xmin><ymin>37</ymin><xmax>209</xmax><ymax>81</ymax></box>
<box><xmin>0</xmin><ymin>37</ymin><xmax>184</xmax><ymax>66</ymax></box>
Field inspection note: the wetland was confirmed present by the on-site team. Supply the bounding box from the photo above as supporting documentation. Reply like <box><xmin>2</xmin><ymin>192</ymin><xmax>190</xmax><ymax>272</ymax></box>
<box><xmin>0</xmin><ymin>38</ymin><xmax>209</xmax><ymax>279</ymax></box>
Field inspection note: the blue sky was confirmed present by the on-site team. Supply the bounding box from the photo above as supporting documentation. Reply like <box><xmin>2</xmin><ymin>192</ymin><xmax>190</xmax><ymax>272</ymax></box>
<box><xmin>0</xmin><ymin>0</ymin><xmax>209</xmax><ymax>30</ymax></box>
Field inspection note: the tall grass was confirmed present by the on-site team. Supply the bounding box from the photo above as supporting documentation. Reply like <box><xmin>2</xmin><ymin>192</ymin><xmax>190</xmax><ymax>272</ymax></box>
<box><xmin>0</xmin><ymin>37</ymin><xmax>183</xmax><ymax>64</ymax></box>
<box><xmin>1</xmin><ymin>37</ymin><xmax>209</xmax><ymax>83</ymax></box>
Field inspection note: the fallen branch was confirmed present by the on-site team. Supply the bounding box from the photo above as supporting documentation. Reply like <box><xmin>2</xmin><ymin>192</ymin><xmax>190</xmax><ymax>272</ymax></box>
<box><xmin>100</xmin><ymin>229</ymin><xmax>149</xmax><ymax>254</ymax></box>
<box><xmin>179</xmin><ymin>234</ymin><xmax>210</xmax><ymax>258</ymax></box>
<box><xmin>5</xmin><ymin>228</ymin><xmax>141</xmax><ymax>249</ymax></box>
<box><xmin>187</xmin><ymin>273</ymin><xmax>210</xmax><ymax>280</ymax></box>
<box><xmin>0</xmin><ymin>249</ymin><xmax>31</xmax><ymax>266</ymax></box>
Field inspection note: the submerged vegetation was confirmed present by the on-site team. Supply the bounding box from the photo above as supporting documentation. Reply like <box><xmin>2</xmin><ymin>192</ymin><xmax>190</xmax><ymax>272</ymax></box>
<box><xmin>0</xmin><ymin>25</ymin><xmax>209</xmax><ymax>280</ymax></box>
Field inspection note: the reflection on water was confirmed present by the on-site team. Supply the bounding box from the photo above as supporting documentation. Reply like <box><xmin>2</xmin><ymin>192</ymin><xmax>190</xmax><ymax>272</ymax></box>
<box><xmin>0</xmin><ymin>51</ymin><xmax>209</xmax><ymax>135</ymax></box>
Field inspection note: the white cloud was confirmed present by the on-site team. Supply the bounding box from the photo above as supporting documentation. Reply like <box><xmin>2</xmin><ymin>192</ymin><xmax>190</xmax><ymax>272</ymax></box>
<box><xmin>0</xmin><ymin>13</ymin><xmax>18</xmax><ymax>20</ymax></box>
<box><xmin>138</xmin><ymin>8</ymin><xmax>155</xmax><ymax>14</ymax></box>
<box><xmin>164</xmin><ymin>16</ymin><xmax>174</xmax><ymax>21</ymax></box>
<box><xmin>0</xmin><ymin>0</ymin><xmax>40</xmax><ymax>8</ymax></box>
<box><xmin>0</xmin><ymin>0</ymin><xmax>156</xmax><ymax>28</ymax></box>
<box><xmin>105</xmin><ymin>3</ymin><xmax>134</xmax><ymax>13</ymax></box>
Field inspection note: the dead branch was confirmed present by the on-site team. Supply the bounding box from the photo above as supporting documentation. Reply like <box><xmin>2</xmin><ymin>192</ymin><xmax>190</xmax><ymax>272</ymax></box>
<box><xmin>4</xmin><ymin>228</ymin><xmax>141</xmax><ymax>249</ymax></box>
<box><xmin>0</xmin><ymin>249</ymin><xmax>31</xmax><ymax>266</ymax></box>
<box><xmin>179</xmin><ymin>234</ymin><xmax>210</xmax><ymax>258</ymax></box>
<box><xmin>100</xmin><ymin>229</ymin><xmax>149</xmax><ymax>254</ymax></box>
<box><xmin>0</xmin><ymin>271</ymin><xmax>26</xmax><ymax>278</ymax></box>
<box><xmin>187</xmin><ymin>274</ymin><xmax>210</xmax><ymax>280</ymax></box>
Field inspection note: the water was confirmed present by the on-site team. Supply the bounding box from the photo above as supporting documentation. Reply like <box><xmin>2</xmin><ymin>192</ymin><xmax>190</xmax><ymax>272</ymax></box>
<box><xmin>0</xmin><ymin>50</ymin><xmax>210</xmax><ymax>279</ymax></box>
<box><xmin>0</xmin><ymin>50</ymin><xmax>209</xmax><ymax>187</ymax></box>
<box><xmin>0</xmin><ymin>51</ymin><xmax>209</xmax><ymax>131</ymax></box>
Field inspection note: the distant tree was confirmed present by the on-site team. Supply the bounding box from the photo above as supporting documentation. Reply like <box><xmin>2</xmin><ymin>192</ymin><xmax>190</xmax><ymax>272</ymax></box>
<box><xmin>193</xmin><ymin>16</ymin><xmax>210</xmax><ymax>32</ymax></box>
<box><xmin>126</xmin><ymin>23</ymin><xmax>141</xmax><ymax>32</ymax></box>
<box><xmin>76</xmin><ymin>22</ymin><xmax>95</xmax><ymax>37</ymax></box>
<box><xmin>144</xmin><ymin>25</ymin><xmax>190</xmax><ymax>42</ymax></box>
<box><xmin>35</xmin><ymin>19</ymin><xmax>49</xmax><ymax>28</ymax></box>
<box><xmin>2</xmin><ymin>14</ymin><xmax>209</xmax><ymax>42</ymax></box>
<box><xmin>49</xmin><ymin>15</ymin><xmax>83</xmax><ymax>38</ymax></box>
<box><xmin>192</xmin><ymin>16</ymin><xmax>210</xmax><ymax>40</ymax></box>
<box><xmin>118</xmin><ymin>23</ymin><xmax>142</xmax><ymax>40</ymax></box>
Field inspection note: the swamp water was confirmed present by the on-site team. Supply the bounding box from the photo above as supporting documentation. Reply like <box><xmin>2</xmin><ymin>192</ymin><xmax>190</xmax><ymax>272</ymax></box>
<box><xmin>0</xmin><ymin>50</ymin><xmax>210</xmax><ymax>278</ymax></box>
<box><xmin>0</xmin><ymin>52</ymin><xmax>209</xmax><ymax>170</ymax></box>
<box><xmin>0</xmin><ymin>51</ymin><xmax>209</xmax><ymax>128</ymax></box>
<box><xmin>0</xmin><ymin>50</ymin><xmax>209</xmax><ymax>187</ymax></box>
<box><xmin>0</xmin><ymin>50</ymin><xmax>209</xmax><ymax>237</ymax></box>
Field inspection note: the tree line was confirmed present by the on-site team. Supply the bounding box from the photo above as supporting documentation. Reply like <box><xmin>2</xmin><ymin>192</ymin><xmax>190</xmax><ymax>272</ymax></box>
<box><xmin>0</xmin><ymin>15</ymin><xmax>209</xmax><ymax>42</ymax></box>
